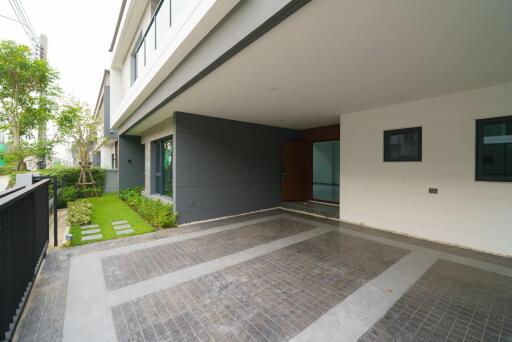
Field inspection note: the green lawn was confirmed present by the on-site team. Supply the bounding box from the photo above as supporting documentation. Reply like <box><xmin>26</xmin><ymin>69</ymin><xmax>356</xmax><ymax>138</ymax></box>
<box><xmin>69</xmin><ymin>193</ymin><xmax>155</xmax><ymax>246</ymax></box>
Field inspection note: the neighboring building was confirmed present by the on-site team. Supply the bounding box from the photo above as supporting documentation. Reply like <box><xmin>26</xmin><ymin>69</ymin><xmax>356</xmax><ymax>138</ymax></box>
<box><xmin>93</xmin><ymin>70</ymin><xmax>118</xmax><ymax>170</ymax></box>
<box><xmin>109</xmin><ymin>0</ymin><xmax>512</xmax><ymax>256</ymax></box>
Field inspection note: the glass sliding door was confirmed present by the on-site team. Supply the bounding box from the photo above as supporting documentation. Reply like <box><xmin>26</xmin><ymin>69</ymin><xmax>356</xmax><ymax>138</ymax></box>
<box><xmin>313</xmin><ymin>140</ymin><xmax>340</xmax><ymax>203</ymax></box>
<box><xmin>153</xmin><ymin>136</ymin><xmax>173</xmax><ymax>198</ymax></box>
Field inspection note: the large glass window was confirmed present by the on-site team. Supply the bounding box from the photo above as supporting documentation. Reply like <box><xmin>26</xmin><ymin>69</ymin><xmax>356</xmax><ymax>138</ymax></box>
<box><xmin>476</xmin><ymin>116</ymin><xmax>512</xmax><ymax>181</ymax></box>
<box><xmin>313</xmin><ymin>141</ymin><xmax>340</xmax><ymax>203</ymax></box>
<box><xmin>384</xmin><ymin>127</ymin><xmax>422</xmax><ymax>162</ymax></box>
<box><xmin>153</xmin><ymin>136</ymin><xmax>173</xmax><ymax>197</ymax></box>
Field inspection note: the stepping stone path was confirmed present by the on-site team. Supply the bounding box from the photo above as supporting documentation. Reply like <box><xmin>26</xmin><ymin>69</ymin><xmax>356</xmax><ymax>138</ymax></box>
<box><xmin>112</xmin><ymin>221</ymin><xmax>134</xmax><ymax>236</ymax></box>
<box><xmin>116</xmin><ymin>228</ymin><xmax>135</xmax><ymax>235</ymax></box>
<box><xmin>113</xmin><ymin>224</ymin><xmax>131</xmax><ymax>230</ymax></box>
<box><xmin>82</xmin><ymin>234</ymin><xmax>103</xmax><ymax>241</ymax></box>
<box><xmin>81</xmin><ymin>224</ymin><xmax>99</xmax><ymax>229</ymax></box>
<box><xmin>79</xmin><ymin>224</ymin><xmax>103</xmax><ymax>241</ymax></box>
<box><xmin>82</xmin><ymin>229</ymin><xmax>101</xmax><ymax>235</ymax></box>
<box><xmin>112</xmin><ymin>220</ymin><xmax>128</xmax><ymax>225</ymax></box>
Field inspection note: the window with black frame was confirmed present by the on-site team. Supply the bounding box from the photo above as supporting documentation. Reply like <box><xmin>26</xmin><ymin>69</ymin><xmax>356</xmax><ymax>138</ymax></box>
<box><xmin>476</xmin><ymin>116</ymin><xmax>512</xmax><ymax>182</ymax></box>
<box><xmin>153</xmin><ymin>136</ymin><xmax>173</xmax><ymax>197</ymax></box>
<box><xmin>384</xmin><ymin>127</ymin><xmax>422</xmax><ymax>162</ymax></box>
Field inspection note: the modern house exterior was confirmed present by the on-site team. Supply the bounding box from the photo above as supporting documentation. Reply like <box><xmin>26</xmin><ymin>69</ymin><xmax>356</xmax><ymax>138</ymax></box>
<box><xmin>109</xmin><ymin>0</ymin><xmax>512</xmax><ymax>256</ymax></box>
<box><xmin>93</xmin><ymin>70</ymin><xmax>119</xmax><ymax>192</ymax></box>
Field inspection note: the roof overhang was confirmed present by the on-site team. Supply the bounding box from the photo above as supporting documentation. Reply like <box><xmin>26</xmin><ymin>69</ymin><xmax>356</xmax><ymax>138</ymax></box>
<box><xmin>128</xmin><ymin>0</ymin><xmax>512</xmax><ymax>134</ymax></box>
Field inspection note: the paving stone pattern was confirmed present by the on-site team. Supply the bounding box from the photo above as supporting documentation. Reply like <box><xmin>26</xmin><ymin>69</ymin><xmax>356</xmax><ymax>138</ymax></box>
<box><xmin>358</xmin><ymin>259</ymin><xmax>512</xmax><ymax>342</ymax></box>
<box><xmin>111</xmin><ymin>231</ymin><xmax>408</xmax><ymax>341</ymax></box>
<box><xmin>101</xmin><ymin>218</ymin><xmax>315</xmax><ymax>291</ymax></box>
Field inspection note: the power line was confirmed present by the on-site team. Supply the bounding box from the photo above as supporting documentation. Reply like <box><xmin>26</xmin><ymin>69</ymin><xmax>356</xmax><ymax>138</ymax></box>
<box><xmin>0</xmin><ymin>13</ymin><xmax>21</xmax><ymax>23</ymax></box>
<box><xmin>8</xmin><ymin>0</ymin><xmax>40</xmax><ymax>51</ymax></box>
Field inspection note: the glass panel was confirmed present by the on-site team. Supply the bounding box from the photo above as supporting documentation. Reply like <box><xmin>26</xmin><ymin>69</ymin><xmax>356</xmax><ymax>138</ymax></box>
<box><xmin>389</xmin><ymin>132</ymin><xmax>419</xmax><ymax>160</ymax></box>
<box><xmin>136</xmin><ymin>42</ymin><xmax>145</xmax><ymax>79</ymax></box>
<box><xmin>156</xmin><ymin>0</ymin><xmax>170</xmax><ymax>47</ymax></box>
<box><xmin>313</xmin><ymin>141</ymin><xmax>340</xmax><ymax>202</ymax></box>
<box><xmin>162</xmin><ymin>137</ymin><xmax>173</xmax><ymax>198</ymax></box>
<box><xmin>146</xmin><ymin>24</ymin><xmax>156</xmax><ymax>63</ymax></box>
<box><xmin>482</xmin><ymin>121</ymin><xmax>512</xmax><ymax>177</ymax></box>
<box><xmin>172</xmin><ymin>0</ymin><xmax>187</xmax><ymax>23</ymax></box>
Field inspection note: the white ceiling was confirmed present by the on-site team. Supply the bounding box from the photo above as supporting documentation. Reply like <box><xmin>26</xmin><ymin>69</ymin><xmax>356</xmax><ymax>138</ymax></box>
<box><xmin>129</xmin><ymin>0</ymin><xmax>512</xmax><ymax>134</ymax></box>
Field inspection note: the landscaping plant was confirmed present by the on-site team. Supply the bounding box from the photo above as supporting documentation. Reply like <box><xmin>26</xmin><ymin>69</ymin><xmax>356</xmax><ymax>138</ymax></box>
<box><xmin>119</xmin><ymin>187</ymin><xmax>177</xmax><ymax>228</ymax></box>
<box><xmin>67</xmin><ymin>199</ymin><xmax>93</xmax><ymax>226</ymax></box>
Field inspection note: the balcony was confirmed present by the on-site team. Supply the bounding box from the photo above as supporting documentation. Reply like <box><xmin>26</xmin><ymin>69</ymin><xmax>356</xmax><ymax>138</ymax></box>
<box><xmin>132</xmin><ymin>0</ymin><xmax>187</xmax><ymax>84</ymax></box>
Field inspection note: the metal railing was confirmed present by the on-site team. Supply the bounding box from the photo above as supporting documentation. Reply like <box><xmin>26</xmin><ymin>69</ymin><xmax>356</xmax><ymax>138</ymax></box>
<box><xmin>132</xmin><ymin>0</ymin><xmax>187</xmax><ymax>82</ymax></box>
<box><xmin>0</xmin><ymin>179</ymin><xmax>50</xmax><ymax>341</ymax></box>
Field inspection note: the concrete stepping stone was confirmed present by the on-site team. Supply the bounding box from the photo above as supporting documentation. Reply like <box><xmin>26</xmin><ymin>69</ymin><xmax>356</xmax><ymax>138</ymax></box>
<box><xmin>82</xmin><ymin>229</ymin><xmax>100</xmax><ymax>235</ymax></box>
<box><xmin>116</xmin><ymin>229</ymin><xmax>134</xmax><ymax>235</ymax></box>
<box><xmin>81</xmin><ymin>224</ymin><xmax>99</xmax><ymax>229</ymax></box>
<box><xmin>82</xmin><ymin>234</ymin><xmax>102</xmax><ymax>241</ymax></box>
<box><xmin>112</xmin><ymin>220</ymin><xmax>128</xmax><ymax>225</ymax></box>
<box><xmin>113</xmin><ymin>224</ymin><xmax>131</xmax><ymax>230</ymax></box>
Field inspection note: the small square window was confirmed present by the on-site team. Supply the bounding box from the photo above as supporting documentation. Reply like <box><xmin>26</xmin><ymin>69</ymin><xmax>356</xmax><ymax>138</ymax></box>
<box><xmin>384</xmin><ymin>127</ymin><xmax>422</xmax><ymax>162</ymax></box>
<box><xmin>476</xmin><ymin>116</ymin><xmax>512</xmax><ymax>182</ymax></box>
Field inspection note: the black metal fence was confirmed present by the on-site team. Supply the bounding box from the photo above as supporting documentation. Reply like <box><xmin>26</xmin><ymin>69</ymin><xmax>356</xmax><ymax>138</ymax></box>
<box><xmin>0</xmin><ymin>179</ymin><xmax>50</xmax><ymax>341</ymax></box>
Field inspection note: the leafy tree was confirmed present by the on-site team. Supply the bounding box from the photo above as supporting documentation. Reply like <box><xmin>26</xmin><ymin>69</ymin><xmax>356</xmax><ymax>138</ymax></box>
<box><xmin>0</xmin><ymin>40</ymin><xmax>60</xmax><ymax>170</ymax></box>
<box><xmin>56</xmin><ymin>99</ymin><xmax>98</xmax><ymax>172</ymax></box>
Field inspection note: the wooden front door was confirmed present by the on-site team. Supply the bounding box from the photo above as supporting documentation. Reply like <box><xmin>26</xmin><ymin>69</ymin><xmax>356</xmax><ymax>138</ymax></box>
<box><xmin>280</xmin><ymin>141</ymin><xmax>312</xmax><ymax>201</ymax></box>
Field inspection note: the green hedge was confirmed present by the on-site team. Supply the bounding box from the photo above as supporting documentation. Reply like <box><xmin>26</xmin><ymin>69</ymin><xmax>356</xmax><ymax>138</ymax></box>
<box><xmin>119</xmin><ymin>187</ymin><xmax>177</xmax><ymax>228</ymax></box>
<box><xmin>9</xmin><ymin>167</ymin><xmax>105</xmax><ymax>208</ymax></box>
<box><xmin>67</xmin><ymin>199</ymin><xmax>93</xmax><ymax>226</ymax></box>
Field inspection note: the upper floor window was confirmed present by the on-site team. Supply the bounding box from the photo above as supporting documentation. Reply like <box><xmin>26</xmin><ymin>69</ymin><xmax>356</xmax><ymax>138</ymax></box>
<box><xmin>476</xmin><ymin>116</ymin><xmax>512</xmax><ymax>182</ymax></box>
<box><xmin>131</xmin><ymin>0</ymin><xmax>172</xmax><ymax>84</ymax></box>
<box><xmin>384</xmin><ymin>127</ymin><xmax>422</xmax><ymax>162</ymax></box>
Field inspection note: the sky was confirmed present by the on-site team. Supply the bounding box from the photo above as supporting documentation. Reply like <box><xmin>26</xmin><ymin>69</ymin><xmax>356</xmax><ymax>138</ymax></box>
<box><xmin>0</xmin><ymin>0</ymin><xmax>121</xmax><ymax>107</ymax></box>
<box><xmin>0</xmin><ymin>0</ymin><xmax>121</xmax><ymax>161</ymax></box>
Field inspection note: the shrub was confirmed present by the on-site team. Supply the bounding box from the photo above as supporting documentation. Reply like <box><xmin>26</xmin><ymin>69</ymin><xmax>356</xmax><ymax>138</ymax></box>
<box><xmin>8</xmin><ymin>166</ymin><xmax>105</xmax><ymax>189</ymax></box>
<box><xmin>0</xmin><ymin>165</ymin><xmax>13</xmax><ymax>175</ymax></box>
<box><xmin>119</xmin><ymin>187</ymin><xmax>177</xmax><ymax>228</ymax></box>
<box><xmin>8</xmin><ymin>167</ymin><xmax>105</xmax><ymax>208</ymax></box>
<box><xmin>67</xmin><ymin>199</ymin><xmax>93</xmax><ymax>226</ymax></box>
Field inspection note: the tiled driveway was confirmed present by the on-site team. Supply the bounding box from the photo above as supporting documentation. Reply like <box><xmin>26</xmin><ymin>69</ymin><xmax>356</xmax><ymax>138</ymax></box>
<box><xmin>15</xmin><ymin>210</ymin><xmax>512</xmax><ymax>342</ymax></box>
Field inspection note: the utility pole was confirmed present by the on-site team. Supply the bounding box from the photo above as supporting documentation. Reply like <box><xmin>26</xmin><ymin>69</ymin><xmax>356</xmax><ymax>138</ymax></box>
<box><xmin>37</xmin><ymin>34</ymin><xmax>48</xmax><ymax>169</ymax></box>
<box><xmin>8</xmin><ymin>0</ymin><xmax>48</xmax><ymax>169</ymax></box>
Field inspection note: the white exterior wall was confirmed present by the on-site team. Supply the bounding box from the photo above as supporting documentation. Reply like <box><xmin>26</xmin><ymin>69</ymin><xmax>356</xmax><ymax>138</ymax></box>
<box><xmin>140</xmin><ymin>118</ymin><xmax>174</xmax><ymax>195</ymax></box>
<box><xmin>99</xmin><ymin>142</ymin><xmax>117</xmax><ymax>169</ymax></box>
<box><xmin>340</xmin><ymin>83</ymin><xmax>512</xmax><ymax>256</ymax></box>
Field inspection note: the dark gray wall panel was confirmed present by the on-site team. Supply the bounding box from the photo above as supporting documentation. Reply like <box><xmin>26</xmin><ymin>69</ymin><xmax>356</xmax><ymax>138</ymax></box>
<box><xmin>175</xmin><ymin>112</ymin><xmax>298</xmax><ymax>223</ymax></box>
<box><xmin>118</xmin><ymin>135</ymin><xmax>145</xmax><ymax>190</ymax></box>
<box><xmin>103</xmin><ymin>86</ymin><xmax>118</xmax><ymax>139</ymax></box>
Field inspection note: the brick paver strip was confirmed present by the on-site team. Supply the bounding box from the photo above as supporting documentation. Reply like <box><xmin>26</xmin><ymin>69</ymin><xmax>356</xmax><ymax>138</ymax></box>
<box><xmin>358</xmin><ymin>259</ymin><xmax>512</xmax><ymax>342</ymax></box>
<box><xmin>81</xmin><ymin>224</ymin><xmax>99</xmax><ymax>229</ymax></box>
<box><xmin>101</xmin><ymin>218</ymin><xmax>316</xmax><ymax>290</ymax></box>
<box><xmin>112</xmin><ymin>220</ymin><xmax>128</xmax><ymax>225</ymax></box>
<box><xmin>81</xmin><ymin>228</ymin><xmax>101</xmax><ymax>235</ymax></box>
<box><xmin>116</xmin><ymin>228</ymin><xmax>134</xmax><ymax>235</ymax></box>
<box><xmin>111</xmin><ymin>231</ymin><xmax>409</xmax><ymax>341</ymax></box>
<box><xmin>82</xmin><ymin>234</ymin><xmax>103</xmax><ymax>241</ymax></box>
<box><xmin>113</xmin><ymin>224</ymin><xmax>131</xmax><ymax>230</ymax></box>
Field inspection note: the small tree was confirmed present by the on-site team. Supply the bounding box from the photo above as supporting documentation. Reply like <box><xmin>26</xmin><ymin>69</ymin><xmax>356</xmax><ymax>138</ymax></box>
<box><xmin>0</xmin><ymin>40</ymin><xmax>60</xmax><ymax>170</ymax></box>
<box><xmin>57</xmin><ymin>100</ymin><xmax>98</xmax><ymax>190</ymax></box>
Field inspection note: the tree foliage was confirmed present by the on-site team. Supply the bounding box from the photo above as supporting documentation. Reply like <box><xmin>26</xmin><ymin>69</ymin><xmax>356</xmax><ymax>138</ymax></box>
<box><xmin>0</xmin><ymin>40</ymin><xmax>60</xmax><ymax>170</ymax></box>
<box><xmin>57</xmin><ymin>100</ymin><xmax>98</xmax><ymax>167</ymax></box>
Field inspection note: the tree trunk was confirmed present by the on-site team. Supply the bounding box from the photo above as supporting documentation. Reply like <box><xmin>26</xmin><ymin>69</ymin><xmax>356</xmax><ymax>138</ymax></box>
<box><xmin>16</xmin><ymin>160</ymin><xmax>27</xmax><ymax>171</ymax></box>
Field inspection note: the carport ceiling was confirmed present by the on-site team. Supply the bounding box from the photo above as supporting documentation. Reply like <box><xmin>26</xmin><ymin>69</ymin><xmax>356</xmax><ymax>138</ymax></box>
<box><xmin>129</xmin><ymin>0</ymin><xmax>512</xmax><ymax>134</ymax></box>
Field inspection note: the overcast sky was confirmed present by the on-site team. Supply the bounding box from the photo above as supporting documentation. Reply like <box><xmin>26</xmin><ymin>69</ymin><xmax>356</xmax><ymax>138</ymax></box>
<box><xmin>0</xmin><ymin>0</ymin><xmax>121</xmax><ymax>107</ymax></box>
